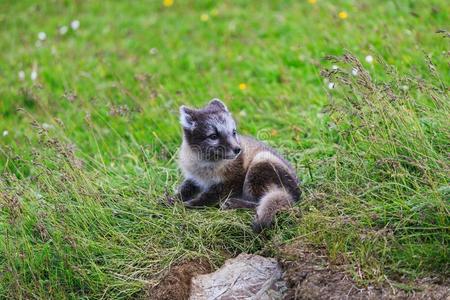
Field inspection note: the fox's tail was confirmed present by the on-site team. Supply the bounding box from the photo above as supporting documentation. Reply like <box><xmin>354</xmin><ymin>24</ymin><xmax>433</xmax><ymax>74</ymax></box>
<box><xmin>252</xmin><ymin>187</ymin><xmax>294</xmax><ymax>232</ymax></box>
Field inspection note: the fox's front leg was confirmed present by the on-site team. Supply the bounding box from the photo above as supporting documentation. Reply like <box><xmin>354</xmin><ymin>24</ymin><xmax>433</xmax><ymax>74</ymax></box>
<box><xmin>177</xmin><ymin>179</ymin><xmax>200</xmax><ymax>202</ymax></box>
<box><xmin>184</xmin><ymin>183</ymin><xmax>224</xmax><ymax>207</ymax></box>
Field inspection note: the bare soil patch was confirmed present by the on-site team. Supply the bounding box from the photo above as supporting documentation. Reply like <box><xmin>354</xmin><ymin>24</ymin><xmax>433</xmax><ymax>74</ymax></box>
<box><xmin>280</xmin><ymin>242</ymin><xmax>449</xmax><ymax>300</ymax></box>
<box><xmin>147</xmin><ymin>258</ymin><xmax>213</xmax><ymax>300</ymax></box>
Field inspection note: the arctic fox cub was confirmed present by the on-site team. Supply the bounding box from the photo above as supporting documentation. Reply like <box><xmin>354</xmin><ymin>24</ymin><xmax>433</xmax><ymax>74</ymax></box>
<box><xmin>176</xmin><ymin>99</ymin><xmax>300</xmax><ymax>232</ymax></box>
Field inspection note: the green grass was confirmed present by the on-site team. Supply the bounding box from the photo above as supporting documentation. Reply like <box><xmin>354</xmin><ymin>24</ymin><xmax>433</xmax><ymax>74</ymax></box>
<box><xmin>1</xmin><ymin>0</ymin><xmax>449</xmax><ymax>298</ymax></box>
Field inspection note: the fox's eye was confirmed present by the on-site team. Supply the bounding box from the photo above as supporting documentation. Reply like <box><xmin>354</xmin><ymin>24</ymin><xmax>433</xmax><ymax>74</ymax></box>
<box><xmin>232</xmin><ymin>129</ymin><xmax>237</xmax><ymax>136</ymax></box>
<box><xmin>208</xmin><ymin>134</ymin><xmax>218</xmax><ymax>140</ymax></box>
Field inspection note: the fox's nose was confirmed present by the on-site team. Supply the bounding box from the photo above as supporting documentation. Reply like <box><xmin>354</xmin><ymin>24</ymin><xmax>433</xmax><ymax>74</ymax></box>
<box><xmin>233</xmin><ymin>147</ymin><xmax>241</xmax><ymax>155</ymax></box>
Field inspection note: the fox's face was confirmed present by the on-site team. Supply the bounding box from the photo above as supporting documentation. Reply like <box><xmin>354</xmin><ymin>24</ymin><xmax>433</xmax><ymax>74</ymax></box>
<box><xmin>180</xmin><ymin>99</ymin><xmax>241</xmax><ymax>162</ymax></box>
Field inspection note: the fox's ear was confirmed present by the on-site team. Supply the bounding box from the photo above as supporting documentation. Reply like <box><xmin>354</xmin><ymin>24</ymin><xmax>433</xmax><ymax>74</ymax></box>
<box><xmin>179</xmin><ymin>106</ymin><xmax>196</xmax><ymax>130</ymax></box>
<box><xmin>208</xmin><ymin>98</ymin><xmax>228</xmax><ymax>112</ymax></box>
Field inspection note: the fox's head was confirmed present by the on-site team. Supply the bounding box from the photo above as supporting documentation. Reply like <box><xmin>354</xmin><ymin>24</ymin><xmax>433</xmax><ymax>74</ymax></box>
<box><xmin>179</xmin><ymin>99</ymin><xmax>241</xmax><ymax>162</ymax></box>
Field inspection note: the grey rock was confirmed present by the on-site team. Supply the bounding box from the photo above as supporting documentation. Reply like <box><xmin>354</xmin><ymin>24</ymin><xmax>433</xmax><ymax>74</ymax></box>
<box><xmin>190</xmin><ymin>253</ymin><xmax>287</xmax><ymax>300</ymax></box>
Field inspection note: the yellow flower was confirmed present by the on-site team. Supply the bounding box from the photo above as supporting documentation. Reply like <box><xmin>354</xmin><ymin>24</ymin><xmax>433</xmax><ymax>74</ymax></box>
<box><xmin>200</xmin><ymin>14</ymin><xmax>209</xmax><ymax>22</ymax></box>
<box><xmin>402</xmin><ymin>55</ymin><xmax>411</xmax><ymax>63</ymax></box>
<box><xmin>308</xmin><ymin>0</ymin><xmax>317</xmax><ymax>4</ymax></box>
<box><xmin>270</xmin><ymin>129</ymin><xmax>278</xmax><ymax>137</ymax></box>
<box><xmin>338</xmin><ymin>11</ymin><xmax>348</xmax><ymax>19</ymax></box>
<box><xmin>239</xmin><ymin>83</ymin><xmax>247</xmax><ymax>90</ymax></box>
<box><xmin>163</xmin><ymin>0</ymin><xmax>173</xmax><ymax>7</ymax></box>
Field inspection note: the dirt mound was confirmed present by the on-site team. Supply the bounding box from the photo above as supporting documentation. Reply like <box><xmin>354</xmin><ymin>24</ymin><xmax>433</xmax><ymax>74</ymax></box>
<box><xmin>148</xmin><ymin>258</ymin><xmax>212</xmax><ymax>300</ymax></box>
<box><xmin>280</xmin><ymin>242</ymin><xmax>449</xmax><ymax>300</ymax></box>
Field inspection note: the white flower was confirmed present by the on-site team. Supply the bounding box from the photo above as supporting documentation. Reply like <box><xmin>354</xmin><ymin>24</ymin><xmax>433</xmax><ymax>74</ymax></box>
<box><xmin>200</xmin><ymin>13</ymin><xmax>209</xmax><ymax>22</ymax></box>
<box><xmin>328</xmin><ymin>82</ymin><xmax>335</xmax><ymax>89</ymax></box>
<box><xmin>31</xmin><ymin>70</ymin><xmax>38</xmax><ymax>81</ymax></box>
<box><xmin>59</xmin><ymin>26</ymin><xmax>68</xmax><ymax>35</ymax></box>
<box><xmin>18</xmin><ymin>70</ymin><xmax>25</xmax><ymax>81</ymax></box>
<box><xmin>228</xmin><ymin>21</ymin><xmax>237</xmax><ymax>31</ymax></box>
<box><xmin>351</xmin><ymin>68</ymin><xmax>358</xmax><ymax>76</ymax></box>
<box><xmin>38</xmin><ymin>32</ymin><xmax>47</xmax><ymax>41</ymax></box>
<box><xmin>149</xmin><ymin>48</ymin><xmax>158</xmax><ymax>55</ymax></box>
<box><xmin>71</xmin><ymin>20</ymin><xmax>80</xmax><ymax>30</ymax></box>
<box><xmin>332</xmin><ymin>65</ymin><xmax>339</xmax><ymax>70</ymax></box>
<box><xmin>276</xmin><ymin>14</ymin><xmax>285</xmax><ymax>23</ymax></box>
<box><xmin>2</xmin><ymin>130</ymin><xmax>8</xmax><ymax>137</ymax></box>
<box><xmin>400</xmin><ymin>85</ymin><xmax>409</xmax><ymax>91</ymax></box>
<box><xmin>42</xmin><ymin>123</ymin><xmax>52</xmax><ymax>130</ymax></box>
<box><xmin>365</xmin><ymin>55</ymin><xmax>373</xmax><ymax>63</ymax></box>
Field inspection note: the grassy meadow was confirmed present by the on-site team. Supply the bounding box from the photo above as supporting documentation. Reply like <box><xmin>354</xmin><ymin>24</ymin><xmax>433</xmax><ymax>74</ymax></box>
<box><xmin>1</xmin><ymin>0</ymin><xmax>449</xmax><ymax>298</ymax></box>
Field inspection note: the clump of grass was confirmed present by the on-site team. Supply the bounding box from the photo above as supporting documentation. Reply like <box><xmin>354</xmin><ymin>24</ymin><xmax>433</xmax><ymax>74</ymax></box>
<box><xmin>0</xmin><ymin>126</ymin><xmax>262</xmax><ymax>299</ymax></box>
<box><xmin>292</xmin><ymin>52</ymin><xmax>449</xmax><ymax>282</ymax></box>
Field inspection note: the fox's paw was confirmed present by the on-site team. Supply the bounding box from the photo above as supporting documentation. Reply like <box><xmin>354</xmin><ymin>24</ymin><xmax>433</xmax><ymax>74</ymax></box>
<box><xmin>220</xmin><ymin>200</ymin><xmax>236</xmax><ymax>210</ymax></box>
<box><xmin>165</xmin><ymin>195</ymin><xmax>177</xmax><ymax>206</ymax></box>
<box><xmin>183</xmin><ymin>200</ymin><xmax>208</xmax><ymax>209</ymax></box>
<box><xmin>163</xmin><ymin>190</ymin><xmax>182</xmax><ymax>206</ymax></box>
<box><xmin>161</xmin><ymin>189</ymin><xmax>176</xmax><ymax>206</ymax></box>
<box><xmin>183</xmin><ymin>200</ymin><xmax>195</xmax><ymax>208</ymax></box>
